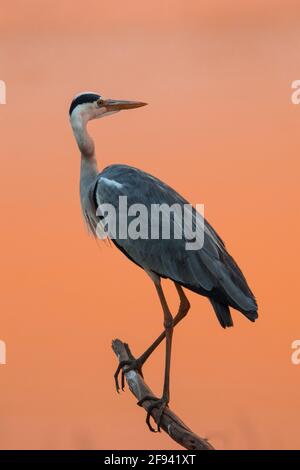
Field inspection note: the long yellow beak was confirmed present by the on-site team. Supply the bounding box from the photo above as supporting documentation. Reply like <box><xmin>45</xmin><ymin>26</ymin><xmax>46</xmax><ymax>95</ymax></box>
<box><xmin>99</xmin><ymin>98</ymin><xmax>148</xmax><ymax>111</ymax></box>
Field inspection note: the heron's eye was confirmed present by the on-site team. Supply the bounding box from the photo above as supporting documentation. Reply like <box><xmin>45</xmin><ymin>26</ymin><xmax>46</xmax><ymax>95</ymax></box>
<box><xmin>97</xmin><ymin>99</ymin><xmax>104</xmax><ymax>107</ymax></box>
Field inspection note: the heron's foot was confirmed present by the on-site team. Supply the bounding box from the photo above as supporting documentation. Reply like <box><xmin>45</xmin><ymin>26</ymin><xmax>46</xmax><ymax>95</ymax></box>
<box><xmin>114</xmin><ymin>358</ymin><xmax>144</xmax><ymax>393</ymax></box>
<box><xmin>137</xmin><ymin>395</ymin><xmax>169</xmax><ymax>432</ymax></box>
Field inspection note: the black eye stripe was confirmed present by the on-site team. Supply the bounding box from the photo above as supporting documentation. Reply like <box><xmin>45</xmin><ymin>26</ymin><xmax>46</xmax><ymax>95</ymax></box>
<box><xmin>69</xmin><ymin>93</ymin><xmax>101</xmax><ymax>116</ymax></box>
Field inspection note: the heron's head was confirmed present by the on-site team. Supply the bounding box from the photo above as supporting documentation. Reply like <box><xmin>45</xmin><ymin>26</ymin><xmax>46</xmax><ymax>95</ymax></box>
<box><xmin>69</xmin><ymin>91</ymin><xmax>147</xmax><ymax>123</ymax></box>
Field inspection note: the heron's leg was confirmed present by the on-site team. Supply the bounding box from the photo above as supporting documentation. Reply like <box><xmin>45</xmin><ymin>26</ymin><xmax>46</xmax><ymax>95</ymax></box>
<box><xmin>138</xmin><ymin>279</ymin><xmax>174</xmax><ymax>432</ymax></box>
<box><xmin>114</xmin><ymin>283</ymin><xmax>190</xmax><ymax>392</ymax></box>
<box><xmin>137</xmin><ymin>283</ymin><xmax>189</xmax><ymax>364</ymax></box>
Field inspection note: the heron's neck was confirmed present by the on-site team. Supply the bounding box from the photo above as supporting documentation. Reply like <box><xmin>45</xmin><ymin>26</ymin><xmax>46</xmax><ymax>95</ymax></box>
<box><xmin>71</xmin><ymin>113</ymin><xmax>98</xmax><ymax>196</ymax></box>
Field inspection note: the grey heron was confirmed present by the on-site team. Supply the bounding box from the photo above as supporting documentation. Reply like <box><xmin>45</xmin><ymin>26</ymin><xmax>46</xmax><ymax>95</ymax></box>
<box><xmin>69</xmin><ymin>91</ymin><xmax>258</xmax><ymax>432</ymax></box>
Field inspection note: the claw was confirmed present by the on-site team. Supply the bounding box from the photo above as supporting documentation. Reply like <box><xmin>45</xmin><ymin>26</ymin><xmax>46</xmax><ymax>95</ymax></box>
<box><xmin>114</xmin><ymin>360</ymin><xmax>131</xmax><ymax>393</ymax></box>
<box><xmin>146</xmin><ymin>410</ymin><xmax>158</xmax><ymax>433</ymax></box>
<box><xmin>114</xmin><ymin>359</ymin><xmax>143</xmax><ymax>393</ymax></box>
<box><xmin>137</xmin><ymin>395</ymin><xmax>169</xmax><ymax>432</ymax></box>
<box><xmin>114</xmin><ymin>364</ymin><xmax>122</xmax><ymax>393</ymax></box>
<box><xmin>121</xmin><ymin>369</ymin><xmax>125</xmax><ymax>391</ymax></box>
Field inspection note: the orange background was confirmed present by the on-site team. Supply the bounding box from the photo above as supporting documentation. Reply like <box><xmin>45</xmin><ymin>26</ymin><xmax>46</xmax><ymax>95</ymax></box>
<box><xmin>0</xmin><ymin>1</ymin><xmax>300</xmax><ymax>450</ymax></box>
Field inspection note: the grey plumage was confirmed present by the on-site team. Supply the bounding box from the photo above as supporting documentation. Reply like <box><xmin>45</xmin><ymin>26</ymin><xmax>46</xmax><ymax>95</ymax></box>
<box><xmin>83</xmin><ymin>164</ymin><xmax>258</xmax><ymax>328</ymax></box>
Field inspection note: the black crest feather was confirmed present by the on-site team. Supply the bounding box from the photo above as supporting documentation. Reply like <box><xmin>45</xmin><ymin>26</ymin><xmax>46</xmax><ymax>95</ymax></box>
<box><xmin>69</xmin><ymin>93</ymin><xmax>101</xmax><ymax>116</ymax></box>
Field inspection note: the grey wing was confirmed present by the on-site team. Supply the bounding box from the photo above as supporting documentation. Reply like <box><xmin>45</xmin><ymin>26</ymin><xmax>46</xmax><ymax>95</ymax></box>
<box><xmin>92</xmin><ymin>164</ymin><xmax>257</xmax><ymax>316</ymax></box>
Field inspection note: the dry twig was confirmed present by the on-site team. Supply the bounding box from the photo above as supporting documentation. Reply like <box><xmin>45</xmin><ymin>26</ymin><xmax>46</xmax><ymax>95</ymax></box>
<box><xmin>112</xmin><ymin>339</ymin><xmax>214</xmax><ymax>450</ymax></box>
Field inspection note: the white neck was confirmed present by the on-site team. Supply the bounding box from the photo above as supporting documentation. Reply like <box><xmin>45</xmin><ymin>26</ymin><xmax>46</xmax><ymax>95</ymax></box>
<box><xmin>70</xmin><ymin>110</ymin><xmax>98</xmax><ymax>199</ymax></box>
<box><xmin>70</xmin><ymin>110</ymin><xmax>95</xmax><ymax>159</ymax></box>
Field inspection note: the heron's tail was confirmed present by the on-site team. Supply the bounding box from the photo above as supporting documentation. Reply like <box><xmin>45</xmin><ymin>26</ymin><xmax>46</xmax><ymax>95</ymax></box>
<box><xmin>210</xmin><ymin>297</ymin><xmax>258</xmax><ymax>328</ymax></box>
<box><xmin>210</xmin><ymin>298</ymin><xmax>233</xmax><ymax>328</ymax></box>
<box><xmin>240</xmin><ymin>308</ymin><xmax>258</xmax><ymax>323</ymax></box>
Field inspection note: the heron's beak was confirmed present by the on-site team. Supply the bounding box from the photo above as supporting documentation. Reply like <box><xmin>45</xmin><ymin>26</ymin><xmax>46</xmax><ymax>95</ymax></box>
<box><xmin>99</xmin><ymin>99</ymin><xmax>147</xmax><ymax>111</ymax></box>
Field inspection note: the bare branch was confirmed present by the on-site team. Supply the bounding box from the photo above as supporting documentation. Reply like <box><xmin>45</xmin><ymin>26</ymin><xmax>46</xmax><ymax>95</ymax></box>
<box><xmin>112</xmin><ymin>339</ymin><xmax>214</xmax><ymax>450</ymax></box>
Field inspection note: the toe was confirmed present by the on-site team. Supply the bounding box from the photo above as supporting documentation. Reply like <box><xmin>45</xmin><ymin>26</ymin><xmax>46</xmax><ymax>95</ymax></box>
<box><xmin>137</xmin><ymin>395</ymin><xmax>159</xmax><ymax>407</ymax></box>
<box><xmin>146</xmin><ymin>411</ymin><xmax>158</xmax><ymax>433</ymax></box>
<box><xmin>140</xmin><ymin>397</ymin><xmax>169</xmax><ymax>433</ymax></box>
